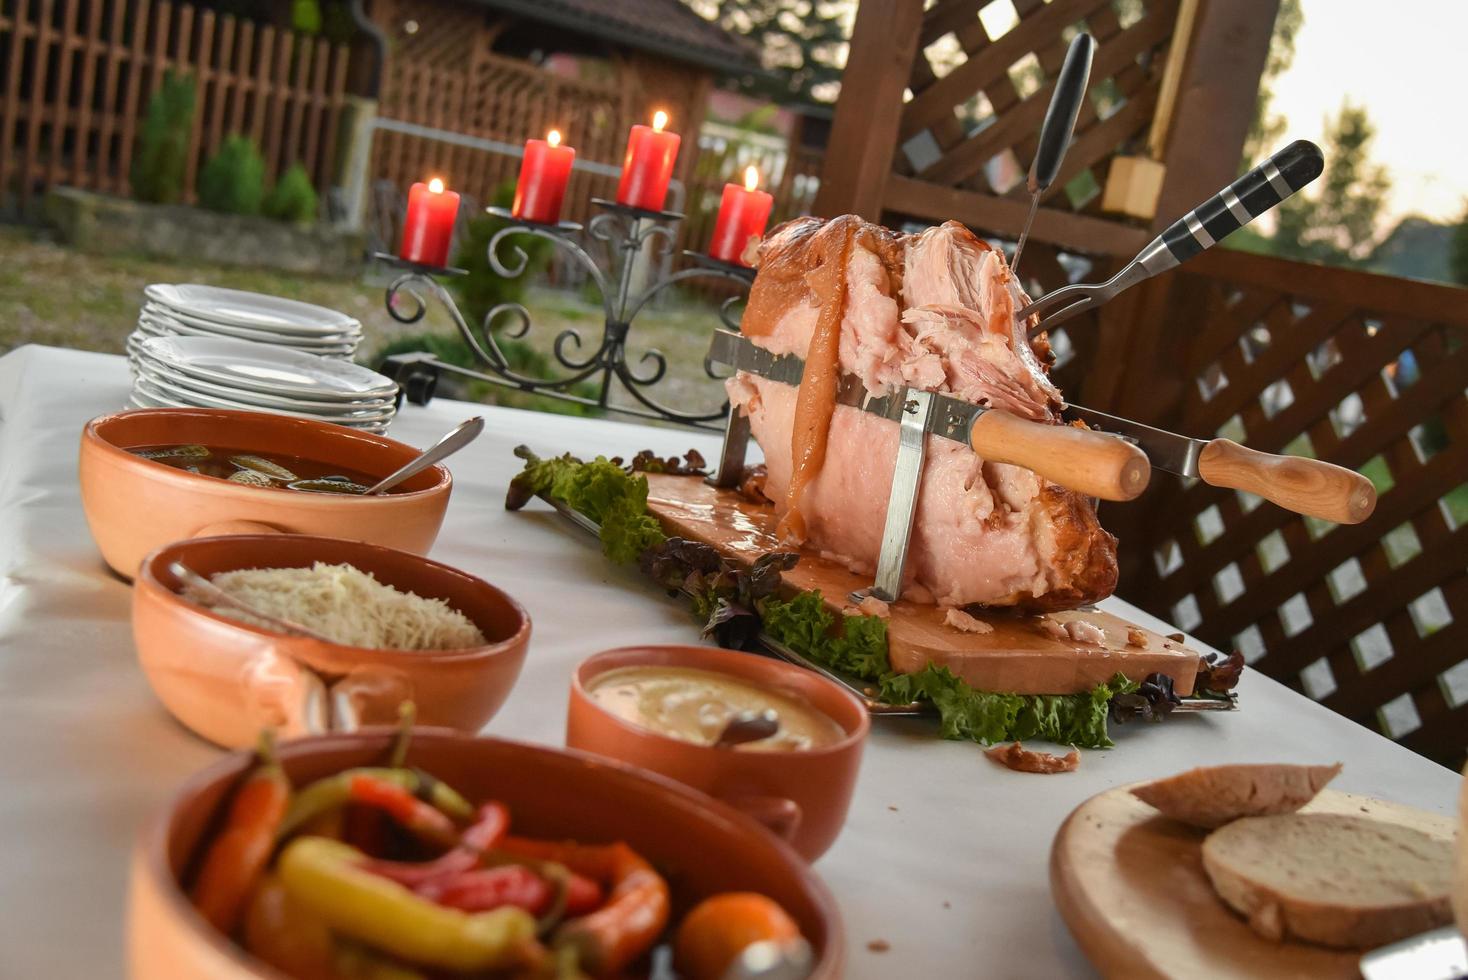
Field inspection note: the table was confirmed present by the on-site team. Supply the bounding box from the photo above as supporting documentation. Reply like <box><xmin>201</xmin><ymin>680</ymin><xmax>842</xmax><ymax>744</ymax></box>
<box><xmin>0</xmin><ymin>343</ymin><xmax>1457</xmax><ymax>978</ymax></box>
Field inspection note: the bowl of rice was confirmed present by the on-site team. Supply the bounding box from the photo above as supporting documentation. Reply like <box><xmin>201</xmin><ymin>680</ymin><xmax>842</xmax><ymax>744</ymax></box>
<box><xmin>132</xmin><ymin>534</ymin><xmax>531</xmax><ymax>748</ymax></box>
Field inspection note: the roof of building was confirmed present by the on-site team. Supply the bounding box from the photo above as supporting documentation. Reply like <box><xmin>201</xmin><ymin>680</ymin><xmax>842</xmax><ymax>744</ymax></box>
<box><xmin>479</xmin><ymin>0</ymin><xmax>761</xmax><ymax>75</ymax></box>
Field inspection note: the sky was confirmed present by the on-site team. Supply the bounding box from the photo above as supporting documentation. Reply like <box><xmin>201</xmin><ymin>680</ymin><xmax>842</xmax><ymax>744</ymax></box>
<box><xmin>1268</xmin><ymin>0</ymin><xmax>1467</xmax><ymax>227</ymax></box>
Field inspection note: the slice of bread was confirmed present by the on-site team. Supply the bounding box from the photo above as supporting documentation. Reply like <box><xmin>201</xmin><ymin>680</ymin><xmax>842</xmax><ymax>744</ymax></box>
<box><xmin>1202</xmin><ymin>812</ymin><xmax>1454</xmax><ymax>949</ymax></box>
<box><xmin>1130</xmin><ymin>763</ymin><xmax>1341</xmax><ymax>829</ymax></box>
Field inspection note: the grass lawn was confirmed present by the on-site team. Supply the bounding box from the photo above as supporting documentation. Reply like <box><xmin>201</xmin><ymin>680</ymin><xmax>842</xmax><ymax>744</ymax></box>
<box><xmin>0</xmin><ymin>224</ymin><xmax>730</xmax><ymax>420</ymax></box>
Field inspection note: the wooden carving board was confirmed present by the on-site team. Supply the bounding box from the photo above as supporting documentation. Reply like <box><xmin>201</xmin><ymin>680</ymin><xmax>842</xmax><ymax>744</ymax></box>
<box><xmin>644</xmin><ymin>473</ymin><xmax>1201</xmax><ymax>696</ymax></box>
<box><xmin>1050</xmin><ymin>786</ymin><xmax>1456</xmax><ymax>979</ymax></box>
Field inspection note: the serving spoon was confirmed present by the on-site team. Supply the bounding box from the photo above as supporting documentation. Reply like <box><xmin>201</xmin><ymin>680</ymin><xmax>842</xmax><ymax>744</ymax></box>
<box><xmin>714</xmin><ymin>709</ymin><xmax>781</xmax><ymax>748</ymax></box>
<box><xmin>361</xmin><ymin>416</ymin><xmax>485</xmax><ymax>495</ymax></box>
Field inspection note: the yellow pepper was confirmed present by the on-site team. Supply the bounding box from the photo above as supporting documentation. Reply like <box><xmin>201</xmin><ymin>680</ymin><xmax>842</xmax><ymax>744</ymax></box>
<box><xmin>278</xmin><ymin>837</ymin><xmax>537</xmax><ymax>972</ymax></box>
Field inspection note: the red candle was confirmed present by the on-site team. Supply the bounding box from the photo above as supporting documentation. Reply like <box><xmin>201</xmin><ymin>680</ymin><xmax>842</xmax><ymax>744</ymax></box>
<box><xmin>512</xmin><ymin>129</ymin><xmax>575</xmax><ymax>224</ymax></box>
<box><xmin>708</xmin><ymin>166</ymin><xmax>774</xmax><ymax>265</ymax></box>
<box><xmin>399</xmin><ymin>177</ymin><xmax>460</xmax><ymax>267</ymax></box>
<box><xmin>616</xmin><ymin>110</ymin><xmax>680</xmax><ymax>211</ymax></box>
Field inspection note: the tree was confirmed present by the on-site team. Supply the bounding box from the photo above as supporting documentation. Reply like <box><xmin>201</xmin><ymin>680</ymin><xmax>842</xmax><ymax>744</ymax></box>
<box><xmin>1243</xmin><ymin>0</ymin><xmax>1303</xmax><ymax>166</ymax></box>
<box><xmin>687</xmin><ymin>0</ymin><xmax>853</xmax><ymax>104</ymax></box>
<box><xmin>1451</xmin><ymin>205</ymin><xmax>1468</xmax><ymax>287</ymax></box>
<box><xmin>1269</xmin><ymin>102</ymin><xmax>1391</xmax><ymax>266</ymax></box>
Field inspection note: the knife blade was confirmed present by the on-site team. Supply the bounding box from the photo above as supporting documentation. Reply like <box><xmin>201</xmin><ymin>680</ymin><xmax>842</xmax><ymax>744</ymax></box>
<box><xmin>1065</xmin><ymin>402</ymin><xmax>1377</xmax><ymax>523</ymax></box>
<box><xmin>709</xmin><ymin>328</ymin><xmax>1150</xmax><ymax>502</ymax></box>
<box><xmin>708</xmin><ymin>328</ymin><xmax>992</xmax><ymax>444</ymax></box>
<box><xmin>1064</xmin><ymin>404</ymin><xmax>1208</xmax><ymax>478</ymax></box>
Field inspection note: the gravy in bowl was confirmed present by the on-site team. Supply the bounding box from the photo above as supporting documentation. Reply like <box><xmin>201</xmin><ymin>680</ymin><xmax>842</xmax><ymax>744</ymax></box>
<box><xmin>587</xmin><ymin>665</ymin><xmax>845</xmax><ymax>752</ymax></box>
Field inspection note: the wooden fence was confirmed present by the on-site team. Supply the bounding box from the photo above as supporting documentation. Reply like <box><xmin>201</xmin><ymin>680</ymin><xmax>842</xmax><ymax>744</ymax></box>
<box><xmin>1093</xmin><ymin>249</ymin><xmax>1468</xmax><ymax>769</ymax></box>
<box><xmin>0</xmin><ymin>0</ymin><xmax>350</xmax><ymax>210</ymax></box>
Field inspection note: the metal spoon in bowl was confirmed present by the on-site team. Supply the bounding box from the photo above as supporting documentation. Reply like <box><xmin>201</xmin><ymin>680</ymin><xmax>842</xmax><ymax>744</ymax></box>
<box><xmin>714</xmin><ymin>709</ymin><xmax>781</xmax><ymax>749</ymax></box>
<box><xmin>361</xmin><ymin>416</ymin><xmax>485</xmax><ymax>495</ymax></box>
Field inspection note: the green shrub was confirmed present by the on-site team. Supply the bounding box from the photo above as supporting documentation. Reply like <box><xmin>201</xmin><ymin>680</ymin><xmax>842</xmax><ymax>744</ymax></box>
<box><xmin>198</xmin><ymin>136</ymin><xmax>265</xmax><ymax>216</ymax></box>
<box><xmin>291</xmin><ymin>0</ymin><xmax>322</xmax><ymax>33</ymax></box>
<box><xmin>130</xmin><ymin>72</ymin><xmax>196</xmax><ymax>204</ymax></box>
<box><xmin>263</xmin><ymin>163</ymin><xmax>318</xmax><ymax>223</ymax></box>
<box><xmin>451</xmin><ymin>180</ymin><xmax>554</xmax><ymax>327</ymax></box>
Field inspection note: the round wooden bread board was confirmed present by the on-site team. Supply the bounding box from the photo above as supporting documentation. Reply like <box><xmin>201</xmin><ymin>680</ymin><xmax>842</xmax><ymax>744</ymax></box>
<box><xmin>1050</xmin><ymin>785</ymin><xmax>1455</xmax><ymax>979</ymax></box>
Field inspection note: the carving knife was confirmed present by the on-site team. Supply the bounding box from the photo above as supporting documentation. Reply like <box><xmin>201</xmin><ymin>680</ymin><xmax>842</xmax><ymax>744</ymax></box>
<box><xmin>709</xmin><ymin>329</ymin><xmax>1149</xmax><ymax>502</ymax></box>
<box><xmin>1065</xmin><ymin>404</ymin><xmax>1377</xmax><ymax>524</ymax></box>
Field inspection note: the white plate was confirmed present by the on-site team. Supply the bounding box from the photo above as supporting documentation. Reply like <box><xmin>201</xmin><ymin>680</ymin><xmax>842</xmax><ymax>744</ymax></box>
<box><xmin>132</xmin><ymin>377</ymin><xmax>392</xmax><ymax>430</ymax></box>
<box><xmin>144</xmin><ymin>284</ymin><xmax>358</xmax><ymax>335</ymax></box>
<box><xmin>136</xmin><ymin>372</ymin><xmax>396</xmax><ymax>423</ymax></box>
<box><xmin>138</xmin><ymin>310</ymin><xmax>359</xmax><ymax>353</ymax></box>
<box><xmin>140</xmin><ymin>336</ymin><xmax>398</xmax><ymax>401</ymax></box>
<box><xmin>134</xmin><ymin>358</ymin><xmax>396</xmax><ymax>415</ymax></box>
<box><xmin>142</xmin><ymin>303</ymin><xmax>361</xmax><ymax>344</ymax></box>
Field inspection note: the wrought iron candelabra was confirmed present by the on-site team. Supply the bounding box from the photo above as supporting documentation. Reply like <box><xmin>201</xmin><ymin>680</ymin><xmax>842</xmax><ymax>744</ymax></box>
<box><xmin>376</xmin><ymin>198</ymin><xmax>753</xmax><ymax>429</ymax></box>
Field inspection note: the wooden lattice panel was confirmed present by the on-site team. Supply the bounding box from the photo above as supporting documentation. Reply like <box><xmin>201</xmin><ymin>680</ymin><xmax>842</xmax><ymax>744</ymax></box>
<box><xmin>903</xmin><ymin>0</ymin><xmax>1176</xmax><ymax>207</ymax></box>
<box><xmin>875</xmin><ymin>0</ymin><xmax>1181</xmax><ymax>304</ymax></box>
<box><xmin>1110</xmin><ymin>248</ymin><xmax>1468</xmax><ymax>770</ymax></box>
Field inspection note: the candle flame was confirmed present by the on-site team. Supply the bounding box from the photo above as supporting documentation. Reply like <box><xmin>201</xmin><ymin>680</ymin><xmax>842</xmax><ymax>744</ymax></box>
<box><xmin>547</xmin><ymin>129</ymin><xmax>561</xmax><ymax>148</ymax></box>
<box><xmin>652</xmin><ymin>110</ymin><xmax>669</xmax><ymax>132</ymax></box>
<box><xmin>428</xmin><ymin>177</ymin><xmax>445</xmax><ymax>194</ymax></box>
<box><xmin>744</xmin><ymin>166</ymin><xmax>759</xmax><ymax>192</ymax></box>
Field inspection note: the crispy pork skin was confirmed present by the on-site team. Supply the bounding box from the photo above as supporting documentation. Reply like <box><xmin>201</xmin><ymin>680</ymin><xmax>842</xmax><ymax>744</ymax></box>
<box><xmin>730</xmin><ymin>217</ymin><xmax>1117</xmax><ymax>611</ymax></box>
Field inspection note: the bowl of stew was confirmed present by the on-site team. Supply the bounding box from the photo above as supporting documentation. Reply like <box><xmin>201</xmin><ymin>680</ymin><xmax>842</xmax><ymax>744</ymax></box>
<box><xmin>80</xmin><ymin>408</ymin><xmax>453</xmax><ymax>577</ymax></box>
<box><xmin>129</xmin><ymin>730</ymin><xmax>844</xmax><ymax>979</ymax></box>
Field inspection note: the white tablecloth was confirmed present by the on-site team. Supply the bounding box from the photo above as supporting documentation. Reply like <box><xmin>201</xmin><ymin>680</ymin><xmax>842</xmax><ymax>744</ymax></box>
<box><xmin>0</xmin><ymin>344</ymin><xmax>1457</xmax><ymax>978</ymax></box>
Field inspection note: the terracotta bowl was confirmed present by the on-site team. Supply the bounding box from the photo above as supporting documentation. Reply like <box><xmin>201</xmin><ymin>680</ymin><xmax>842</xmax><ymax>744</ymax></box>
<box><xmin>567</xmin><ymin>645</ymin><xmax>870</xmax><ymax>862</ymax></box>
<box><xmin>133</xmin><ymin>534</ymin><xmax>530</xmax><ymax>748</ymax></box>
<box><xmin>79</xmin><ymin>408</ymin><xmax>453</xmax><ymax>578</ymax></box>
<box><xmin>129</xmin><ymin>730</ymin><xmax>844</xmax><ymax>979</ymax></box>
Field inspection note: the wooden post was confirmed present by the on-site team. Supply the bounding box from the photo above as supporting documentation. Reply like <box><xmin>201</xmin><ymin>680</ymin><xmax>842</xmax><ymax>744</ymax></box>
<box><xmin>1087</xmin><ymin>0</ymin><xmax>1280</xmax><ymax>425</ymax></box>
<box><xmin>1149</xmin><ymin>0</ymin><xmax>1279</xmax><ymax>231</ymax></box>
<box><xmin>811</xmin><ymin>0</ymin><xmax>923</xmax><ymax>220</ymax></box>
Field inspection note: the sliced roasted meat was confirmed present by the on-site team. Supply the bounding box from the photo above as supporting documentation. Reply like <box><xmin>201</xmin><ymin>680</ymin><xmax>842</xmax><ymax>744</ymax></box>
<box><xmin>730</xmin><ymin>215</ymin><xmax>1117</xmax><ymax>611</ymax></box>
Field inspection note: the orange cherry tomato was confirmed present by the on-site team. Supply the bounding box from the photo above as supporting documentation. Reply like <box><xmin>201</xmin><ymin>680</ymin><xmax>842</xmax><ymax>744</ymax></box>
<box><xmin>674</xmin><ymin>892</ymin><xmax>802</xmax><ymax>980</ymax></box>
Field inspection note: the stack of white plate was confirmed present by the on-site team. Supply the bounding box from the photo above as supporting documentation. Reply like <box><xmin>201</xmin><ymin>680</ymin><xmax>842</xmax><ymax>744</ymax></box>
<box><xmin>130</xmin><ymin>336</ymin><xmax>399</xmax><ymax>433</ymax></box>
<box><xmin>125</xmin><ymin>284</ymin><xmax>364</xmax><ymax>361</ymax></box>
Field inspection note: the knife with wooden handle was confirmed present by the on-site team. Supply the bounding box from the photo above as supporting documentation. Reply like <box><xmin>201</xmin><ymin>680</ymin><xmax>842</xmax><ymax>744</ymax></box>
<box><xmin>964</xmin><ymin>409</ymin><xmax>1150</xmax><ymax>502</ymax></box>
<box><xmin>707</xmin><ymin>329</ymin><xmax>1150</xmax><ymax>502</ymax></box>
<box><xmin>1068</xmin><ymin>405</ymin><xmax>1377</xmax><ymax>524</ymax></box>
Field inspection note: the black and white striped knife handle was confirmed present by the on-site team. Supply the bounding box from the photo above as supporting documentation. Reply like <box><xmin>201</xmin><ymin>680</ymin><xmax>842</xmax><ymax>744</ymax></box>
<box><xmin>1155</xmin><ymin>140</ymin><xmax>1324</xmax><ymax>267</ymax></box>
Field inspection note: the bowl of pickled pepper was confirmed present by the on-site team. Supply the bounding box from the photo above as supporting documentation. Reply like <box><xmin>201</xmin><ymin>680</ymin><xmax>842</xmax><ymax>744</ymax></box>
<box><xmin>128</xmin><ymin>728</ymin><xmax>844</xmax><ymax>979</ymax></box>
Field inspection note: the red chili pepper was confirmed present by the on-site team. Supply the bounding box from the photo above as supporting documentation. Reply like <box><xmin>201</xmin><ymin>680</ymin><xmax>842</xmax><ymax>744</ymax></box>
<box><xmin>189</xmin><ymin>732</ymin><xmax>291</xmax><ymax>935</ymax></box>
<box><xmin>363</xmin><ymin>802</ymin><xmax>510</xmax><ymax>888</ymax></box>
<box><xmin>342</xmin><ymin>804</ymin><xmax>391</xmax><ymax>858</ymax></box>
<box><xmin>415</xmin><ymin>865</ymin><xmax>553</xmax><ymax>914</ymax></box>
<box><xmin>499</xmin><ymin>836</ymin><xmax>669</xmax><ymax>976</ymax></box>
<box><xmin>348</xmin><ymin>773</ymin><xmax>459</xmax><ymax>849</ymax></box>
<box><xmin>564</xmin><ymin>873</ymin><xmax>604</xmax><ymax>917</ymax></box>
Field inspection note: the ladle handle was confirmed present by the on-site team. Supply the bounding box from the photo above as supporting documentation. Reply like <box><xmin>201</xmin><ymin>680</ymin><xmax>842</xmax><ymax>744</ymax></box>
<box><xmin>366</xmin><ymin>416</ymin><xmax>484</xmax><ymax>495</ymax></box>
